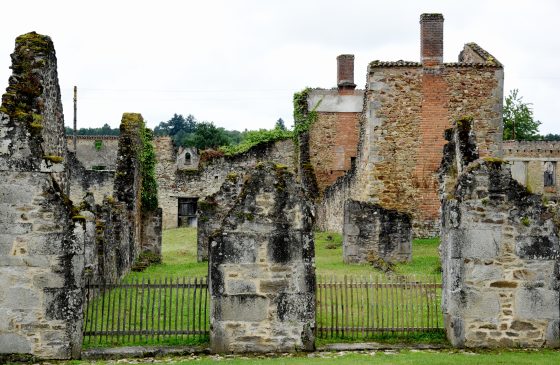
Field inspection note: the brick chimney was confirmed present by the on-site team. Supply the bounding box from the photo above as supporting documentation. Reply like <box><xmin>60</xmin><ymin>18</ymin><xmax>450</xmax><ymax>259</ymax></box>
<box><xmin>420</xmin><ymin>13</ymin><xmax>444</xmax><ymax>66</ymax></box>
<box><xmin>337</xmin><ymin>54</ymin><xmax>356</xmax><ymax>93</ymax></box>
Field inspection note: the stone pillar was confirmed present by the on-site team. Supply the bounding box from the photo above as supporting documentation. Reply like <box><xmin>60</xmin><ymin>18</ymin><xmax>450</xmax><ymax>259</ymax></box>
<box><xmin>209</xmin><ymin>163</ymin><xmax>315</xmax><ymax>353</ymax></box>
<box><xmin>0</xmin><ymin>33</ymin><xmax>84</xmax><ymax>359</ymax></box>
<box><xmin>420</xmin><ymin>13</ymin><xmax>444</xmax><ymax>66</ymax></box>
<box><xmin>440</xmin><ymin>120</ymin><xmax>560</xmax><ymax>348</ymax></box>
<box><xmin>342</xmin><ymin>200</ymin><xmax>412</xmax><ymax>264</ymax></box>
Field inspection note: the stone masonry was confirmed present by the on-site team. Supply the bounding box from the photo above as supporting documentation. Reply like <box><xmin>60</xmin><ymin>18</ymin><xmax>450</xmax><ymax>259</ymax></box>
<box><xmin>197</xmin><ymin>171</ymin><xmax>244</xmax><ymax>262</ymax></box>
<box><xmin>440</xmin><ymin>120</ymin><xmax>560</xmax><ymax>348</ymax></box>
<box><xmin>342</xmin><ymin>199</ymin><xmax>412</xmax><ymax>264</ymax></box>
<box><xmin>209</xmin><ymin>162</ymin><xmax>315</xmax><ymax>353</ymax></box>
<box><xmin>156</xmin><ymin>137</ymin><xmax>295</xmax><ymax>230</ymax></box>
<box><xmin>503</xmin><ymin>141</ymin><xmax>560</xmax><ymax>198</ymax></box>
<box><xmin>313</xmin><ymin>14</ymin><xmax>504</xmax><ymax>237</ymax></box>
<box><xmin>66</xmin><ymin>135</ymin><xmax>119</xmax><ymax>170</ymax></box>
<box><xmin>0</xmin><ymin>33</ymin><xmax>84</xmax><ymax>359</ymax></box>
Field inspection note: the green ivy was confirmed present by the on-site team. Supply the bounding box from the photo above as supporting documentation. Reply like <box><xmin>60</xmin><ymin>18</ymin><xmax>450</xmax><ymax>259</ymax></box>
<box><xmin>140</xmin><ymin>127</ymin><xmax>158</xmax><ymax>212</ymax></box>
<box><xmin>293</xmin><ymin>87</ymin><xmax>321</xmax><ymax>136</ymax></box>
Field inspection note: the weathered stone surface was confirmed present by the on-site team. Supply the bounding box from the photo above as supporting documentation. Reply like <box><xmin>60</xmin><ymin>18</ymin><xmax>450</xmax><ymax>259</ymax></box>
<box><xmin>209</xmin><ymin>162</ymin><xmax>315</xmax><ymax>353</ymax></box>
<box><xmin>0</xmin><ymin>32</ymin><xmax>84</xmax><ymax>359</ymax></box>
<box><xmin>314</xmin><ymin>36</ymin><xmax>503</xmax><ymax>238</ymax></box>
<box><xmin>66</xmin><ymin>135</ymin><xmax>119</xmax><ymax>170</ymax></box>
<box><xmin>503</xmin><ymin>141</ymin><xmax>560</xmax><ymax>198</ymax></box>
<box><xmin>156</xmin><ymin>137</ymin><xmax>296</xmax><ymax>230</ymax></box>
<box><xmin>342</xmin><ymin>199</ymin><xmax>412</xmax><ymax>264</ymax></box>
<box><xmin>440</xmin><ymin>120</ymin><xmax>560</xmax><ymax>348</ymax></box>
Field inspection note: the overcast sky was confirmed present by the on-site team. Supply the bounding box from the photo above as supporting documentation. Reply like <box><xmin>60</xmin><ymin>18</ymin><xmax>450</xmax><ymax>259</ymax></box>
<box><xmin>1</xmin><ymin>1</ymin><xmax>559</xmax><ymax>134</ymax></box>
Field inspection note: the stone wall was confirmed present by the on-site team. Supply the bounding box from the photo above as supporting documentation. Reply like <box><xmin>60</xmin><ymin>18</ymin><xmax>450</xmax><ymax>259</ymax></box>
<box><xmin>197</xmin><ymin>172</ymin><xmax>244</xmax><ymax>262</ymax></box>
<box><xmin>440</xmin><ymin>121</ymin><xmax>560</xmax><ymax>348</ymax></box>
<box><xmin>80</xmin><ymin>113</ymin><xmax>162</xmax><ymax>282</ymax></box>
<box><xmin>342</xmin><ymin>200</ymin><xmax>412</xmax><ymax>264</ymax></box>
<box><xmin>503</xmin><ymin>141</ymin><xmax>560</xmax><ymax>197</ymax></box>
<box><xmin>209</xmin><ymin>163</ymin><xmax>315</xmax><ymax>353</ymax></box>
<box><xmin>353</xmin><ymin>59</ymin><xmax>502</xmax><ymax>237</ymax></box>
<box><xmin>310</xmin><ymin>17</ymin><xmax>504</xmax><ymax>237</ymax></box>
<box><xmin>67</xmin><ymin>151</ymin><xmax>115</xmax><ymax>204</ymax></box>
<box><xmin>0</xmin><ymin>33</ymin><xmax>85</xmax><ymax>359</ymax></box>
<box><xmin>156</xmin><ymin>137</ymin><xmax>296</xmax><ymax>229</ymax></box>
<box><xmin>66</xmin><ymin>135</ymin><xmax>119</xmax><ymax>170</ymax></box>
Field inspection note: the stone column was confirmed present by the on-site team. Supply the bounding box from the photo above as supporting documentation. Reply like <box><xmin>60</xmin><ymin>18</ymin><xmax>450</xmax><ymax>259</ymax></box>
<box><xmin>209</xmin><ymin>162</ymin><xmax>316</xmax><ymax>353</ymax></box>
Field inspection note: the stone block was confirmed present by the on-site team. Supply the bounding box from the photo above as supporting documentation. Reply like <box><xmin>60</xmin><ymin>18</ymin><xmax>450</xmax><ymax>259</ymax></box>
<box><xmin>465</xmin><ymin>262</ymin><xmax>502</xmax><ymax>282</ymax></box>
<box><xmin>218</xmin><ymin>295</ymin><xmax>269</xmax><ymax>322</ymax></box>
<box><xmin>461</xmin><ymin>225</ymin><xmax>501</xmax><ymax>259</ymax></box>
<box><xmin>515</xmin><ymin>287</ymin><xmax>560</xmax><ymax>320</ymax></box>
<box><xmin>0</xmin><ymin>334</ymin><xmax>31</xmax><ymax>353</ymax></box>
<box><xmin>225</xmin><ymin>280</ymin><xmax>257</xmax><ymax>295</ymax></box>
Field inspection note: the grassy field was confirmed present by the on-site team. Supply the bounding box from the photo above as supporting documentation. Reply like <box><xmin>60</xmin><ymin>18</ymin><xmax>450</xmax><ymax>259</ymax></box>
<box><xmin>126</xmin><ymin>228</ymin><xmax>441</xmax><ymax>280</ymax></box>
<box><xmin>69</xmin><ymin>349</ymin><xmax>560</xmax><ymax>364</ymax></box>
<box><xmin>83</xmin><ymin>228</ymin><xmax>443</xmax><ymax>348</ymax></box>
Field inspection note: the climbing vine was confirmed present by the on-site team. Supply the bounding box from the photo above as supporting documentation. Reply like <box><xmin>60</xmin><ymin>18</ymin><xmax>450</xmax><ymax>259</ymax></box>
<box><xmin>140</xmin><ymin>127</ymin><xmax>158</xmax><ymax>212</ymax></box>
<box><xmin>293</xmin><ymin>87</ymin><xmax>321</xmax><ymax>137</ymax></box>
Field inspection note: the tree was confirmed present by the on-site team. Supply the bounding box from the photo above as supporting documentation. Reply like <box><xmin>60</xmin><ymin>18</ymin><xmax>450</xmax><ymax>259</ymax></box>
<box><xmin>503</xmin><ymin>89</ymin><xmax>541</xmax><ymax>141</ymax></box>
<box><xmin>154</xmin><ymin>114</ymin><xmax>197</xmax><ymax>145</ymax></box>
<box><xmin>275</xmin><ymin>118</ymin><xmax>286</xmax><ymax>131</ymax></box>
<box><xmin>183</xmin><ymin>121</ymin><xmax>230</xmax><ymax>150</ymax></box>
<box><xmin>541</xmin><ymin>133</ymin><xmax>560</xmax><ymax>141</ymax></box>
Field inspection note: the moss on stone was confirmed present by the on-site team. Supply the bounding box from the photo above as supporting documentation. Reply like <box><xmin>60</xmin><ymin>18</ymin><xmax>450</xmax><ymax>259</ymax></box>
<box><xmin>226</xmin><ymin>172</ymin><xmax>239</xmax><ymax>182</ymax></box>
<box><xmin>43</xmin><ymin>155</ymin><xmax>63</xmax><ymax>163</ymax></box>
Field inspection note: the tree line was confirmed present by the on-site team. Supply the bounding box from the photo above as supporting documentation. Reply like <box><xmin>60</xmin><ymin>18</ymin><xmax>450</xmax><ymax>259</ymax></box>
<box><xmin>65</xmin><ymin>89</ymin><xmax>557</xmax><ymax>147</ymax></box>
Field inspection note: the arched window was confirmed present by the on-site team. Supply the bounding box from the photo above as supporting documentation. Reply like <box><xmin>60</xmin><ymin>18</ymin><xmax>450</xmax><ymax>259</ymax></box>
<box><xmin>184</xmin><ymin>152</ymin><xmax>191</xmax><ymax>165</ymax></box>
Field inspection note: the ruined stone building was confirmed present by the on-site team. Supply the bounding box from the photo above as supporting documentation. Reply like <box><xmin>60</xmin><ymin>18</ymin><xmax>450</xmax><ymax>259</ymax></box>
<box><xmin>440</xmin><ymin>120</ymin><xmax>559</xmax><ymax>348</ymax></box>
<box><xmin>504</xmin><ymin>141</ymin><xmax>560</xmax><ymax>197</ymax></box>
<box><xmin>0</xmin><ymin>33</ymin><xmax>162</xmax><ymax>359</ymax></box>
<box><xmin>310</xmin><ymin>14</ymin><xmax>504</xmax><ymax>238</ymax></box>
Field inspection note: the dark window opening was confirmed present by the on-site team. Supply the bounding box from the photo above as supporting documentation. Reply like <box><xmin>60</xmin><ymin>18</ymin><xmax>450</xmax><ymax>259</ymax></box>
<box><xmin>184</xmin><ymin>152</ymin><xmax>191</xmax><ymax>165</ymax></box>
<box><xmin>178</xmin><ymin>197</ymin><xmax>198</xmax><ymax>227</ymax></box>
<box><xmin>350</xmin><ymin>157</ymin><xmax>356</xmax><ymax>170</ymax></box>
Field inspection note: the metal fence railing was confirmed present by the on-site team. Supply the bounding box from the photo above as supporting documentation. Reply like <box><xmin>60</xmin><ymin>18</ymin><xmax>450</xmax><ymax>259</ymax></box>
<box><xmin>82</xmin><ymin>277</ymin><xmax>209</xmax><ymax>345</ymax></box>
<box><xmin>315</xmin><ymin>275</ymin><xmax>443</xmax><ymax>339</ymax></box>
<box><xmin>83</xmin><ymin>274</ymin><xmax>442</xmax><ymax>346</ymax></box>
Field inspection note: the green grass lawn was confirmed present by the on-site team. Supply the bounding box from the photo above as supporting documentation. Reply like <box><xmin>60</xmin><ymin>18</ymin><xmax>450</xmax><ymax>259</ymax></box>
<box><xmin>69</xmin><ymin>349</ymin><xmax>560</xmax><ymax>365</ymax></box>
<box><xmin>129</xmin><ymin>228</ymin><xmax>442</xmax><ymax>280</ymax></box>
<box><xmin>83</xmin><ymin>228</ymin><xmax>443</xmax><ymax>348</ymax></box>
<box><xmin>127</xmin><ymin>228</ymin><xmax>208</xmax><ymax>279</ymax></box>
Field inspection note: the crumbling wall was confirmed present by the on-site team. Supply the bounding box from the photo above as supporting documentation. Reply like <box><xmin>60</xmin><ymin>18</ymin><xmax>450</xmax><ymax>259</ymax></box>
<box><xmin>197</xmin><ymin>172</ymin><xmax>244</xmax><ymax>262</ymax></box>
<box><xmin>342</xmin><ymin>199</ymin><xmax>412</xmax><ymax>264</ymax></box>
<box><xmin>209</xmin><ymin>162</ymin><xmax>315</xmax><ymax>353</ymax></box>
<box><xmin>67</xmin><ymin>151</ymin><xmax>115</xmax><ymax>204</ymax></box>
<box><xmin>156</xmin><ymin>137</ymin><xmax>296</xmax><ymax>229</ymax></box>
<box><xmin>503</xmin><ymin>141</ymin><xmax>560</xmax><ymax>196</ymax></box>
<box><xmin>82</xmin><ymin>113</ymin><xmax>161</xmax><ymax>282</ymax></box>
<box><xmin>0</xmin><ymin>32</ymin><xmax>84</xmax><ymax>359</ymax></box>
<box><xmin>350</xmin><ymin>60</ymin><xmax>502</xmax><ymax>237</ymax></box>
<box><xmin>440</xmin><ymin>120</ymin><xmax>560</xmax><ymax>348</ymax></box>
<box><xmin>66</xmin><ymin>135</ymin><xmax>119</xmax><ymax>170</ymax></box>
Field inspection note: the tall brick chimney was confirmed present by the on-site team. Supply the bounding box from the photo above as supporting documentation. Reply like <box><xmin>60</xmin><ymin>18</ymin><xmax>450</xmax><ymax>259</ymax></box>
<box><xmin>420</xmin><ymin>13</ymin><xmax>444</xmax><ymax>66</ymax></box>
<box><xmin>337</xmin><ymin>54</ymin><xmax>356</xmax><ymax>92</ymax></box>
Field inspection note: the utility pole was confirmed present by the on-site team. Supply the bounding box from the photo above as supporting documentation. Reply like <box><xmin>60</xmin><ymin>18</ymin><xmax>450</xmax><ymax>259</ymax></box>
<box><xmin>73</xmin><ymin>86</ymin><xmax>77</xmax><ymax>151</ymax></box>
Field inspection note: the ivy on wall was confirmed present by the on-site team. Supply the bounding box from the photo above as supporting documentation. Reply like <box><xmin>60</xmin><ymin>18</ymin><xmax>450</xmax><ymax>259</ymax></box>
<box><xmin>140</xmin><ymin>127</ymin><xmax>158</xmax><ymax>212</ymax></box>
<box><xmin>293</xmin><ymin>87</ymin><xmax>321</xmax><ymax>137</ymax></box>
